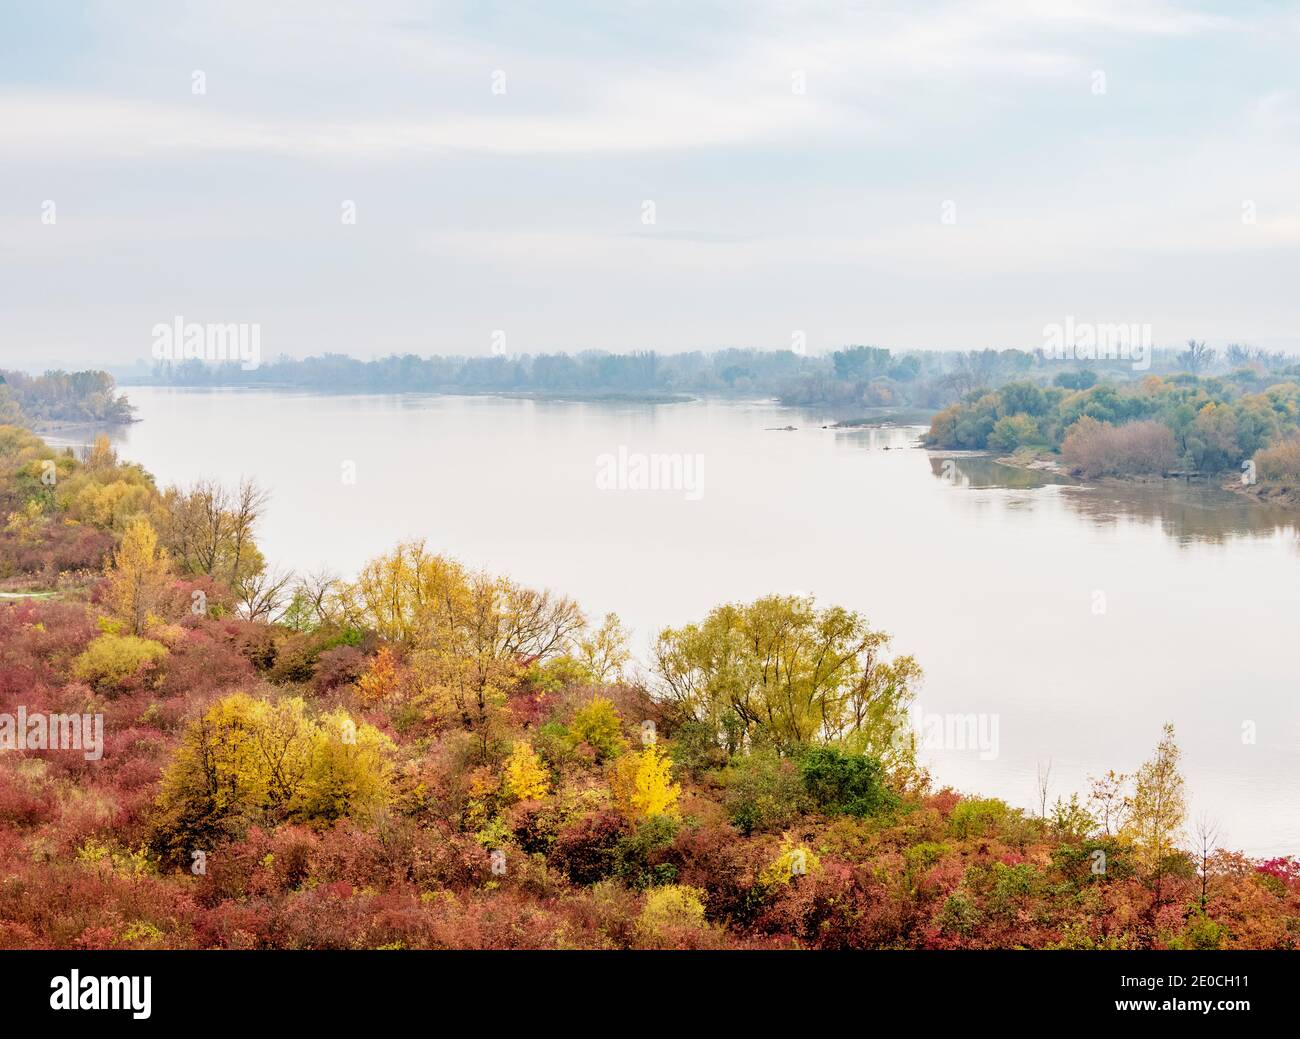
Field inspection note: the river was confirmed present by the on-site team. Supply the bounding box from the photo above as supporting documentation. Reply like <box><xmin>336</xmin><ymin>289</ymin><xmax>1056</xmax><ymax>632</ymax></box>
<box><xmin>86</xmin><ymin>386</ymin><xmax>1300</xmax><ymax>856</ymax></box>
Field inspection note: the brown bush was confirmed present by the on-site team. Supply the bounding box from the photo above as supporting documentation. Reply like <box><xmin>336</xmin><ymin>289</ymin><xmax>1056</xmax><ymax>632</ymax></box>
<box><xmin>1060</xmin><ymin>417</ymin><xmax>1177</xmax><ymax>478</ymax></box>
<box><xmin>1254</xmin><ymin>436</ymin><xmax>1300</xmax><ymax>483</ymax></box>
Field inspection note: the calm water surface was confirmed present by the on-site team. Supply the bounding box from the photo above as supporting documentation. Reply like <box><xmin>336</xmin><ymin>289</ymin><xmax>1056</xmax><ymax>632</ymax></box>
<box><xmin>96</xmin><ymin>387</ymin><xmax>1300</xmax><ymax>856</ymax></box>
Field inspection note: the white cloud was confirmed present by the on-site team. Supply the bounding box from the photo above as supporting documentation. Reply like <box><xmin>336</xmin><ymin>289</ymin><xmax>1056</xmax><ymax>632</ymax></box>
<box><xmin>2</xmin><ymin>1</ymin><xmax>1230</xmax><ymax>162</ymax></box>
<box><xmin>0</xmin><ymin>82</ymin><xmax>846</xmax><ymax>159</ymax></box>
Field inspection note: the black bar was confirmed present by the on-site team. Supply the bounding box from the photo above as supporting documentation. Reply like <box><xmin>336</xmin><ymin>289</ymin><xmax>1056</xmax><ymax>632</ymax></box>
<box><xmin>1</xmin><ymin>950</ymin><xmax>1290</xmax><ymax>1026</ymax></box>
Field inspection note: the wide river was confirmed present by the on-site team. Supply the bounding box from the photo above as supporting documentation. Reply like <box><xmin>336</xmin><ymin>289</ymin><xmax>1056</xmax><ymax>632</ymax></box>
<box><xmin>92</xmin><ymin>386</ymin><xmax>1299</xmax><ymax>856</ymax></box>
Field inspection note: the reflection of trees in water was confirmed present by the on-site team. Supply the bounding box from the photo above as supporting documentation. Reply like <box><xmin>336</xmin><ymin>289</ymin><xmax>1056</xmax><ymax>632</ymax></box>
<box><xmin>929</xmin><ymin>456</ymin><xmax>1300</xmax><ymax>545</ymax></box>
<box><xmin>833</xmin><ymin>424</ymin><xmax>926</xmax><ymax>452</ymax></box>
<box><xmin>928</xmin><ymin>455</ymin><xmax>1073</xmax><ymax>491</ymax></box>
<box><xmin>1058</xmin><ymin>482</ymin><xmax>1300</xmax><ymax>545</ymax></box>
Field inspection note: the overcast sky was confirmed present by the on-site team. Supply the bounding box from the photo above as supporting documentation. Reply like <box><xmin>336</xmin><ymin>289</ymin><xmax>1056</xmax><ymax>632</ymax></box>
<box><xmin>2</xmin><ymin>0</ymin><xmax>1298</xmax><ymax>371</ymax></box>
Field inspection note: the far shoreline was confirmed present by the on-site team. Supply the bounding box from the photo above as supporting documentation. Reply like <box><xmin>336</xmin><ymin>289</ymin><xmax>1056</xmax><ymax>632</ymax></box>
<box><xmin>117</xmin><ymin>380</ymin><xmax>700</xmax><ymax>405</ymax></box>
<box><xmin>950</xmin><ymin>446</ymin><xmax>1300</xmax><ymax>510</ymax></box>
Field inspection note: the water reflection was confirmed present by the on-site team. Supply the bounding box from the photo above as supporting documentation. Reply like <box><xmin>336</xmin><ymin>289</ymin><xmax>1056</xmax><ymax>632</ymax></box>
<box><xmin>930</xmin><ymin>454</ymin><xmax>1300</xmax><ymax>546</ymax></box>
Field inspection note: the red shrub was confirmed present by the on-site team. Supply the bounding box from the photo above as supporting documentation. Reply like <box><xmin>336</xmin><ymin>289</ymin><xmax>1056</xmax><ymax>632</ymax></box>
<box><xmin>550</xmin><ymin>810</ymin><xmax>629</xmax><ymax>885</ymax></box>
<box><xmin>311</xmin><ymin>645</ymin><xmax>366</xmax><ymax>694</ymax></box>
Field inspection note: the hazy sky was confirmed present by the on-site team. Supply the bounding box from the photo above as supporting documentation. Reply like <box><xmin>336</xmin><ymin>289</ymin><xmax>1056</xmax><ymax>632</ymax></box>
<box><xmin>2</xmin><ymin>0</ymin><xmax>1298</xmax><ymax>371</ymax></box>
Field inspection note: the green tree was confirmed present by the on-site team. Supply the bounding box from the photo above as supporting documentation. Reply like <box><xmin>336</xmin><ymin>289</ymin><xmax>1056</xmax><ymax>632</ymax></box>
<box><xmin>654</xmin><ymin>595</ymin><xmax>920</xmax><ymax>755</ymax></box>
<box><xmin>569</xmin><ymin>695</ymin><xmax>629</xmax><ymax>761</ymax></box>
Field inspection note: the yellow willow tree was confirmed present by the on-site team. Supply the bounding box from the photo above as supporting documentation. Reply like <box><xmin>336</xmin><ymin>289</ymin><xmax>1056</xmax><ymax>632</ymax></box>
<box><xmin>653</xmin><ymin>595</ymin><xmax>920</xmax><ymax>762</ymax></box>
<box><xmin>102</xmin><ymin>517</ymin><xmax>172</xmax><ymax>635</ymax></box>
<box><xmin>339</xmin><ymin>540</ymin><xmax>585</xmax><ymax>747</ymax></box>
<box><xmin>341</xmin><ymin>540</ymin><xmax>470</xmax><ymax>644</ymax></box>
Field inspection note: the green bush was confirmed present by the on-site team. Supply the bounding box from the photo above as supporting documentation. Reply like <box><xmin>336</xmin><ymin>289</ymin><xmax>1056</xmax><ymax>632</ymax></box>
<box><xmin>1170</xmin><ymin>913</ymin><xmax>1224</xmax><ymax>950</ymax></box>
<box><xmin>534</xmin><ymin>720</ymin><xmax>579</xmax><ymax>771</ymax></box>
<box><xmin>904</xmin><ymin>841</ymin><xmax>950</xmax><ymax>875</ymax></box>
<box><xmin>568</xmin><ymin>696</ymin><xmax>629</xmax><ymax>762</ymax></box>
<box><xmin>987</xmin><ymin>862</ymin><xmax>1041</xmax><ymax>917</ymax></box>
<box><xmin>988</xmin><ymin>414</ymin><xmax>1039</xmax><ymax>452</ymax></box>
<box><xmin>948</xmin><ymin>797</ymin><xmax>1011</xmax><ymax>838</ymax></box>
<box><xmin>668</xmin><ymin>719</ymin><xmax>728</xmax><ymax>777</ymax></box>
<box><xmin>936</xmin><ymin>892</ymin><xmax>981</xmax><ymax>936</ymax></box>
<box><xmin>613</xmin><ymin>815</ymin><xmax>679</xmax><ymax>890</ymax></box>
<box><xmin>798</xmin><ymin>747</ymin><xmax>893</xmax><ymax>818</ymax></box>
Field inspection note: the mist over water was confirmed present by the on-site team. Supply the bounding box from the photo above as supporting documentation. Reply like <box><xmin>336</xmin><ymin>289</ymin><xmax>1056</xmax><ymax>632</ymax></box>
<box><xmin>102</xmin><ymin>386</ymin><xmax>1300</xmax><ymax>856</ymax></box>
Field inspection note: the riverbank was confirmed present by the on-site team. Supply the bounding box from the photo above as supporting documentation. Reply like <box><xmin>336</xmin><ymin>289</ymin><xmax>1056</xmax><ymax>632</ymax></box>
<box><xmin>32</xmin><ymin>416</ymin><xmax>137</xmax><ymax>435</ymax></box>
<box><xmin>828</xmin><ymin>407</ymin><xmax>936</xmax><ymax>428</ymax></box>
<box><xmin>980</xmin><ymin>446</ymin><xmax>1300</xmax><ymax>509</ymax></box>
<box><xmin>1233</xmin><ymin>480</ymin><xmax>1300</xmax><ymax>508</ymax></box>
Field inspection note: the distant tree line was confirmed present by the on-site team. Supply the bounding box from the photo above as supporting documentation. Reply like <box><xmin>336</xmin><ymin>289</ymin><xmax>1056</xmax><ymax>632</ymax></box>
<box><xmin>144</xmin><ymin>346</ymin><xmax>1046</xmax><ymax>410</ymax></box>
<box><xmin>148</xmin><ymin>349</ymin><xmax>817</xmax><ymax>396</ymax></box>
<box><xmin>145</xmin><ymin>341</ymin><xmax>1299</xmax><ymax>414</ymax></box>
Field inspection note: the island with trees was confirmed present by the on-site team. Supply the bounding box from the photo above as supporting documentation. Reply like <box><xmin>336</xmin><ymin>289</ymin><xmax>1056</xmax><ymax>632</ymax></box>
<box><xmin>925</xmin><ymin>364</ymin><xmax>1300</xmax><ymax>505</ymax></box>
<box><xmin>0</xmin><ymin>370</ymin><xmax>135</xmax><ymax>430</ymax></box>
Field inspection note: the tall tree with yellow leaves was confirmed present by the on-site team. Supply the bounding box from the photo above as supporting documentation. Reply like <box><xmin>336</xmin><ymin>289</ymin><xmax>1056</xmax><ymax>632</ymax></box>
<box><xmin>611</xmin><ymin>744</ymin><xmax>680</xmax><ymax>820</ymax></box>
<box><xmin>1125</xmin><ymin>723</ymin><xmax>1186</xmax><ymax>904</ymax></box>
<box><xmin>577</xmin><ymin>613</ymin><xmax>631</xmax><ymax>683</ymax></box>
<box><xmin>102</xmin><ymin>517</ymin><xmax>172</xmax><ymax>635</ymax></box>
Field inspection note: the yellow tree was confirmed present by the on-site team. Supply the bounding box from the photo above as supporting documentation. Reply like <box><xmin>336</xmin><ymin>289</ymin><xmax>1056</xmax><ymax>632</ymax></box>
<box><xmin>760</xmin><ymin>837</ymin><xmax>822</xmax><ymax>887</ymax></box>
<box><xmin>343</xmin><ymin>541</ymin><xmax>585</xmax><ymax>751</ymax></box>
<box><xmin>341</xmin><ymin>540</ymin><xmax>470</xmax><ymax>644</ymax></box>
<box><xmin>504</xmin><ymin>741</ymin><xmax>549</xmax><ymax>801</ymax></box>
<box><xmin>102</xmin><ymin>517</ymin><xmax>172</xmax><ymax>635</ymax></box>
<box><xmin>85</xmin><ymin>433</ymin><xmax>117</xmax><ymax>470</ymax></box>
<box><xmin>611</xmin><ymin>744</ymin><xmax>680</xmax><ymax>820</ymax></box>
<box><xmin>1125</xmin><ymin>723</ymin><xmax>1186</xmax><ymax>902</ymax></box>
<box><xmin>153</xmin><ymin>693</ymin><xmax>393</xmax><ymax>863</ymax></box>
